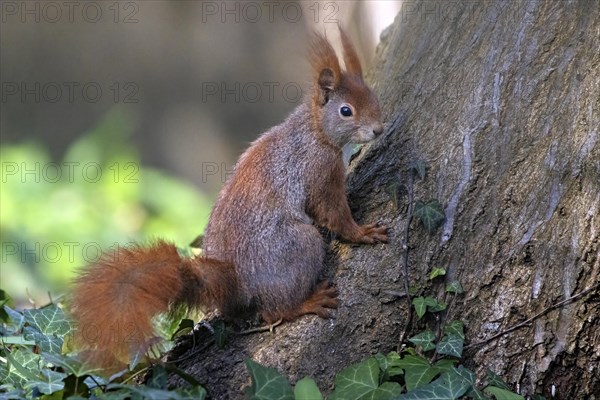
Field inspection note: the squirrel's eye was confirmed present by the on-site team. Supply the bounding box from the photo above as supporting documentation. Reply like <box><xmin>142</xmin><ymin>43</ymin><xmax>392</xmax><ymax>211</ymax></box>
<box><xmin>340</xmin><ymin>105</ymin><xmax>353</xmax><ymax>117</ymax></box>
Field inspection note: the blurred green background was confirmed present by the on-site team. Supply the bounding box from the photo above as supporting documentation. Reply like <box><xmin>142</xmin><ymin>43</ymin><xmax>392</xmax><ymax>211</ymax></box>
<box><xmin>1</xmin><ymin>108</ymin><xmax>213</xmax><ymax>305</ymax></box>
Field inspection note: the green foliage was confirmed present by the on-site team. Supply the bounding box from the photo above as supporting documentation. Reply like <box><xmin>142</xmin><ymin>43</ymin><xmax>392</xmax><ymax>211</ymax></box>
<box><xmin>412</xmin><ymin>296</ymin><xmax>446</xmax><ymax>319</ymax></box>
<box><xmin>1</xmin><ymin>109</ymin><xmax>213</xmax><ymax>303</ymax></box>
<box><xmin>243</xmin><ymin>348</ymin><xmax>525</xmax><ymax>400</ymax></box>
<box><xmin>446</xmin><ymin>281</ymin><xmax>464</xmax><ymax>294</ymax></box>
<box><xmin>1</xmin><ymin>302</ymin><xmax>208</xmax><ymax>399</ymax></box>
<box><xmin>0</xmin><ymin>295</ymin><xmax>517</xmax><ymax>400</ymax></box>
<box><xmin>245</xmin><ymin>359</ymin><xmax>294</xmax><ymax>400</ymax></box>
<box><xmin>294</xmin><ymin>377</ymin><xmax>323</xmax><ymax>400</ymax></box>
<box><xmin>409</xmin><ymin>159</ymin><xmax>428</xmax><ymax>181</ymax></box>
<box><xmin>414</xmin><ymin>199</ymin><xmax>445</xmax><ymax>233</ymax></box>
<box><xmin>428</xmin><ymin>268</ymin><xmax>446</xmax><ymax>280</ymax></box>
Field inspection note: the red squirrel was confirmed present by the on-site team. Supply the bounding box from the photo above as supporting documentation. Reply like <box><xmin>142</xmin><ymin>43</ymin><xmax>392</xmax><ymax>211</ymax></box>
<box><xmin>71</xmin><ymin>28</ymin><xmax>387</xmax><ymax>370</ymax></box>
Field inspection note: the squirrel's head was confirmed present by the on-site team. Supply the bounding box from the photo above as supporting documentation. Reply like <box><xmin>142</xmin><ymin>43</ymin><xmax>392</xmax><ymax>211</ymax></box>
<box><xmin>309</xmin><ymin>28</ymin><xmax>383</xmax><ymax>148</ymax></box>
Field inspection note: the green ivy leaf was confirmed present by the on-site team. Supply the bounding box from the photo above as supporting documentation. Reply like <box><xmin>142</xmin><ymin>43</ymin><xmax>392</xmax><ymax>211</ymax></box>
<box><xmin>436</xmin><ymin>334</ymin><xmax>464</xmax><ymax>358</ymax></box>
<box><xmin>486</xmin><ymin>369</ymin><xmax>510</xmax><ymax>390</ymax></box>
<box><xmin>4</xmin><ymin>306</ymin><xmax>24</xmax><ymax>331</ymax></box>
<box><xmin>23</xmin><ymin>304</ymin><xmax>71</xmax><ymax>336</ymax></box>
<box><xmin>330</xmin><ymin>358</ymin><xmax>379</xmax><ymax>400</ymax></box>
<box><xmin>394</xmin><ymin>355</ymin><xmax>438</xmax><ymax>391</ymax></box>
<box><xmin>107</xmin><ymin>383</ymin><xmax>207</xmax><ymax>400</ymax></box>
<box><xmin>443</xmin><ymin>320</ymin><xmax>465</xmax><ymax>339</ymax></box>
<box><xmin>409</xmin><ymin>159</ymin><xmax>428</xmax><ymax>180</ymax></box>
<box><xmin>176</xmin><ymin>246</ymin><xmax>196</xmax><ymax>259</ymax></box>
<box><xmin>24</xmin><ymin>326</ymin><xmax>63</xmax><ymax>353</ymax></box>
<box><xmin>467</xmin><ymin>387</ymin><xmax>491</xmax><ymax>400</ymax></box>
<box><xmin>414</xmin><ymin>199</ymin><xmax>445</xmax><ymax>233</ymax></box>
<box><xmin>244</xmin><ymin>358</ymin><xmax>294</xmax><ymax>400</ymax></box>
<box><xmin>408</xmin><ymin>331</ymin><xmax>436</xmax><ymax>352</ymax></box>
<box><xmin>294</xmin><ymin>377</ymin><xmax>323</xmax><ymax>400</ymax></box>
<box><xmin>412</xmin><ymin>297</ymin><xmax>444</xmax><ymax>318</ymax></box>
<box><xmin>484</xmin><ymin>386</ymin><xmax>525</xmax><ymax>400</ymax></box>
<box><xmin>412</xmin><ymin>297</ymin><xmax>429</xmax><ymax>319</ymax></box>
<box><xmin>433</xmin><ymin>359</ymin><xmax>458</xmax><ymax>374</ymax></box>
<box><xmin>147</xmin><ymin>364</ymin><xmax>168</xmax><ymax>389</ymax></box>
<box><xmin>428</xmin><ymin>268</ymin><xmax>446</xmax><ymax>280</ymax></box>
<box><xmin>25</xmin><ymin>369</ymin><xmax>66</xmax><ymax>395</ymax></box>
<box><xmin>428</xmin><ymin>300</ymin><xmax>447</xmax><ymax>313</ymax></box>
<box><xmin>41</xmin><ymin>352</ymin><xmax>104</xmax><ymax>378</ymax></box>
<box><xmin>5</xmin><ymin>348</ymin><xmax>42</xmax><ymax>386</ymax></box>
<box><xmin>398</xmin><ymin>367</ymin><xmax>472</xmax><ymax>399</ymax></box>
<box><xmin>375</xmin><ymin>352</ymin><xmax>404</xmax><ymax>380</ymax></box>
<box><xmin>446</xmin><ymin>280</ymin><xmax>464</xmax><ymax>294</ymax></box>
<box><xmin>362</xmin><ymin>382</ymin><xmax>402</xmax><ymax>400</ymax></box>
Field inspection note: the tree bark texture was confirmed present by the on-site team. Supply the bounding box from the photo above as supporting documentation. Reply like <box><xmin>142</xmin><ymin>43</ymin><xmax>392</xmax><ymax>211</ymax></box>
<box><xmin>170</xmin><ymin>1</ymin><xmax>600</xmax><ymax>398</ymax></box>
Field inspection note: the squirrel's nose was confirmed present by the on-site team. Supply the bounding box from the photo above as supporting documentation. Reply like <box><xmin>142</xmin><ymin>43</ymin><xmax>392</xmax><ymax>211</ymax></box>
<box><xmin>373</xmin><ymin>123</ymin><xmax>384</xmax><ymax>137</ymax></box>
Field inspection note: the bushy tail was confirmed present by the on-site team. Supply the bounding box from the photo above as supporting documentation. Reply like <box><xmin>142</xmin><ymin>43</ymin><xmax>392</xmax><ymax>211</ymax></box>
<box><xmin>70</xmin><ymin>240</ymin><xmax>237</xmax><ymax>371</ymax></box>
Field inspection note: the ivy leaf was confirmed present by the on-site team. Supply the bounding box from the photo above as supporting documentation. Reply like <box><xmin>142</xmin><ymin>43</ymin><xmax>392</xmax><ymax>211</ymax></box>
<box><xmin>398</xmin><ymin>367</ymin><xmax>472</xmax><ymax>400</ymax></box>
<box><xmin>375</xmin><ymin>352</ymin><xmax>404</xmax><ymax>380</ymax></box>
<box><xmin>244</xmin><ymin>358</ymin><xmax>294</xmax><ymax>400</ymax></box>
<box><xmin>5</xmin><ymin>348</ymin><xmax>42</xmax><ymax>386</ymax></box>
<box><xmin>433</xmin><ymin>359</ymin><xmax>458</xmax><ymax>374</ymax></box>
<box><xmin>414</xmin><ymin>199</ymin><xmax>445</xmax><ymax>233</ymax></box>
<box><xmin>446</xmin><ymin>281</ymin><xmax>464</xmax><ymax>294</ymax></box>
<box><xmin>24</xmin><ymin>369</ymin><xmax>66</xmax><ymax>395</ymax></box>
<box><xmin>147</xmin><ymin>364</ymin><xmax>168</xmax><ymax>389</ymax></box>
<box><xmin>436</xmin><ymin>334</ymin><xmax>464</xmax><ymax>358</ymax></box>
<box><xmin>413</xmin><ymin>296</ymin><xmax>444</xmax><ymax>318</ymax></box>
<box><xmin>443</xmin><ymin>320</ymin><xmax>465</xmax><ymax>339</ymax></box>
<box><xmin>24</xmin><ymin>326</ymin><xmax>63</xmax><ymax>353</ymax></box>
<box><xmin>412</xmin><ymin>297</ymin><xmax>437</xmax><ymax>319</ymax></box>
<box><xmin>394</xmin><ymin>355</ymin><xmax>438</xmax><ymax>391</ymax></box>
<box><xmin>429</xmin><ymin>268</ymin><xmax>446</xmax><ymax>280</ymax></box>
<box><xmin>23</xmin><ymin>304</ymin><xmax>71</xmax><ymax>336</ymax></box>
<box><xmin>330</xmin><ymin>358</ymin><xmax>380</xmax><ymax>400</ymax></box>
<box><xmin>107</xmin><ymin>383</ymin><xmax>207</xmax><ymax>400</ymax></box>
<box><xmin>484</xmin><ymin>386</ymin><xmax>525</xmax><ymax>400</ymax></box>
<box><xmin>410</xmin><ymin>159</ymin><xmax>428</xmax><ymax>180</ymax></box>
<box><xmin>363</xmin><ymin>382</ymin><xmax>402</xmax><ymax>400</ymax></box>
<box><xmin>41</xmin><ymin>352</ymin><xmax>104</xmax><ymax>378</ymax></box>
<box><xmin>176</xmin><ymin>245</ymin><xmax>197</xmax><ymax>258</ymax></box>
<box><xmin>4</xmin><ymin>306</ymin><xmax>24</xmax><ymax>331</ymax></box>
<box><xmin>428</xmin><ymin>300</ymin><xmax>447</xmax><ymax>313</ymax></box>
<box><xmin>294</xmin><ymin>377</ymin><xmax>323</xmax><ymax>400</ymax></box>
<box><xmin>408</xmin><ymin>331</ymin><xmax>436</xmax><ymax>352</ymax></box>
<box><xmin>467</xmin><ymin>387</ymin><xmax>490</xmax><ymax>400</ymax></box>
<box><xmin>486</xmin><ymin>369</ymin><xmax>510</xmax><ymax>390</ymax></box>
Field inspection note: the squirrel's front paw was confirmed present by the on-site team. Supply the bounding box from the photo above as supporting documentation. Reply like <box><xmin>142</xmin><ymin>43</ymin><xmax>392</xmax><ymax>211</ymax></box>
<box><xmin>357</xmin><ymin>223</ymin><xmax>388</xmax><ymax>244</ymax></box>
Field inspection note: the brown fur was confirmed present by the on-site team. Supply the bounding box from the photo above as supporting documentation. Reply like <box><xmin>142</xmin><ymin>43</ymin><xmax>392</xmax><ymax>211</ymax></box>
<box><xmin>71</xmin><ymin>27</ymin><xmax>386</xmax><ymax>371</ymax></box>
<box><xmin>71</xmin><ymin>241</ymin><xmax>237</xmax><ymax>370</ymax></box>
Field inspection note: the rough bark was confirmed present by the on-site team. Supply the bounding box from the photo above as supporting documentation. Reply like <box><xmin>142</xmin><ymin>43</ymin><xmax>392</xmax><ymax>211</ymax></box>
<box><xmin>170</xmin><ymin>1</ymin><xmax>600</xmax><ymax>398</ymax></box>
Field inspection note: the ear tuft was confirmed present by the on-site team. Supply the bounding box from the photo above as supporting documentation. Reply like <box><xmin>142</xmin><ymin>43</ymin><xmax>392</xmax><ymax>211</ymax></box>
<box><xmin>310</xmin><ymin>33</ymin><xmax>341</xmax><ymax>90</ymax></box>
<box><xmin>339</xmin><ymin>26</ymin><xmax>363</xmax><ymax>79</ymax></box>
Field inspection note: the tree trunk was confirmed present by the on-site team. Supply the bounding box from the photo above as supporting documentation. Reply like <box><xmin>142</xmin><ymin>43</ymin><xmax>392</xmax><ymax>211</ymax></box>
<box><xmin>170</xmin><ymin>1</ymin><xmax>600</xmax><ymax>398</ymax></box>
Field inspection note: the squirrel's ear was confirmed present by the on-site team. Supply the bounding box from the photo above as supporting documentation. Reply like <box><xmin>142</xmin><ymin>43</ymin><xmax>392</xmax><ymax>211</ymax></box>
<box><xmin>318</xmin><ymin>68</ymin><xmax>336</xmax><ymax>92</ymax></box>
<box><xmin>310</xmin><ymin>32</ymin><xmax>341</xmax><ymax>89</ymax></box>
<box><xmin>310</xmin><ymin>32</ymin><xmax>341</xmax><ymax>107</ymax></box>
<box><xmin>339</xmin><ymin>26</ymin><xmax>363</xmax><ymax>80</ymax></box>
